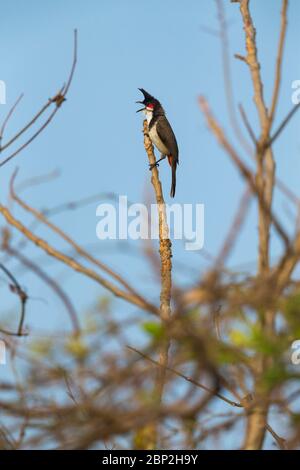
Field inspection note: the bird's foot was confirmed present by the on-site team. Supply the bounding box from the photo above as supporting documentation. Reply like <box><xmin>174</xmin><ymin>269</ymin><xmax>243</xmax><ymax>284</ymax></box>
<box><xmin>149</xmin><ymin>162</ymin><xmax>159</xmax><ymax>170</ymax></box>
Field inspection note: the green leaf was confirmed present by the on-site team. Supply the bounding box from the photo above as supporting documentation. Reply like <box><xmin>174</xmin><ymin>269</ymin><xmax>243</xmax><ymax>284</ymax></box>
<box><xmin>142</xmin><ymin>322</ymin><xmax>164</xmax><ymax>339</ymax></box>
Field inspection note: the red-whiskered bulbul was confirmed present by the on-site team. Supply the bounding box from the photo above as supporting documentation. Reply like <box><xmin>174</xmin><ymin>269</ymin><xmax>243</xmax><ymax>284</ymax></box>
<box><xmin>136</xmin><ymin>88</ymin><xmax>179</xmax><ymax>198</ymax></box>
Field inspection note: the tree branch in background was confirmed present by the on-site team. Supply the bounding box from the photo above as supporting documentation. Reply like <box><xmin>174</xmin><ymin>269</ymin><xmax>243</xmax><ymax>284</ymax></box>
<box><xmin>127</xmin><ymin>346</ymin><xmax>242</xmax><ymax>408</ymax></box>
<box><xmin>0</xmin><ymin>29</ymin><xmax>77</xmax><ymax>168</ymax></box>
<box><xmin>215</xmin><ymin>0</ymin><xmax>253</xmax><ymax>154</ymax></box>
<box><xmin>230</xmin><ymin>0</ymin><xmax>289</xmax><ymax>450</ymax></box>
<box><xmin>0</xmin><ymin>93</ymin><xmax>24</xmax><ymax>146</ymax></box>
<box><xmin>214</xmin><ymin>186</ymin><xmax>252</xmax><ymax>268</ymax></box>
<box><xmin>0</xmin><ymin>203</ymin><xmax>159</xmax><ymax>315</ymax></box>
<box><xmin>9</xmin><ymin>169</ymin><xmax>153</xmax><ymax>312</ymax></box>
<box><xmin>269</xmin><ymin>101</ymin><xmax>300</xmax><ymax>147</ymax></box>
<box><xmin>238</xmin><ymin>103</ymin><xmax>256</xmax><ymax>144</ymax></box>
<box><xmin>199</xmin><ymin>96</ymin><xmax>289</xmax><ymax>248</ymax></box>
<box><xmin>5</xmin><ymin>245</ymin><xmax>81</xmax><ymax>335</ymax></box>
<box><xmin>268</xmin><ymin>0</ymin><xmax>288</xmax><ymax>129</ymax></box>
<box><xmin>0</xmin><ymin>263</ymin><xmax>27</xmax><ymax>336</ymax></box>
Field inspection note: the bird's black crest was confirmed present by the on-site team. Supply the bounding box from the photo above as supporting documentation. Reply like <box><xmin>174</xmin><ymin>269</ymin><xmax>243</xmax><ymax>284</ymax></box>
<box><xmin>137</xmin><ymin>88</ymin><xmax>156</xmax><ymax>105</ymax></box>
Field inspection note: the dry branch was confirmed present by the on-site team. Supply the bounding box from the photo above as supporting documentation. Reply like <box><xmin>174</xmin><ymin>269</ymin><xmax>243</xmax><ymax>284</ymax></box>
<box><xmin>0</xmin><ymin>204</ymin><xmax>159</xmax><ymax>315</ymax></box>
<box><xmin>10</xmin><ymin>169</ymin><xmax>152</xmax><ymax>311</ymax></box>
<box><xmin>134</xmin><ymin>120</ymin><xmax>173</xmax><ymax>449</ymax></box>
<box><xmin>0</xmin><ymin>30</ymin><xmax>77</xmax><ymax>168</ymax></box>
<box><xmin>0</xmin><ymin>263</ymin><xmax>27</xmax><ymax>336</ymax></box>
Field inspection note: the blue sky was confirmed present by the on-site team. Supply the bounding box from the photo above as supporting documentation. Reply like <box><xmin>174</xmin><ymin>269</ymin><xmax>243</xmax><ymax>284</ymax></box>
<box><xmin>0</xmin><ymin>0</ymin><xmax>299</xmax><ymax>448</ymax></box>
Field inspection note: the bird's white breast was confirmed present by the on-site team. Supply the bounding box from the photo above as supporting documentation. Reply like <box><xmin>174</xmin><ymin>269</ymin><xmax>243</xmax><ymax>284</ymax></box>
<box><xmin>149</xmin><ymin>124</ymin><xmax>169</xmax><ymax>155</ymax></box>
<box><xmin>144</xmin><ymin>110</ymin><xmax>169</xmax><ymax>155</ymax></box>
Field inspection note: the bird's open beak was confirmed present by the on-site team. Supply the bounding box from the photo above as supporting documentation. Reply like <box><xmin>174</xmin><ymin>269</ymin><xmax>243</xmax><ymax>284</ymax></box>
<box><xmin>136</xmin><ymin>101</ymin><xmax>145</xmax><ymax>113</ymax></box>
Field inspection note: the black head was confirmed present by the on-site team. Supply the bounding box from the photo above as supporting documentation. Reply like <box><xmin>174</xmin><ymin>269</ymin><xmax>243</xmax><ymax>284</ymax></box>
<box><xmin>136</xmin><ymin>88</ymin><xmax>161</xmax><ymax>113</ymax></box>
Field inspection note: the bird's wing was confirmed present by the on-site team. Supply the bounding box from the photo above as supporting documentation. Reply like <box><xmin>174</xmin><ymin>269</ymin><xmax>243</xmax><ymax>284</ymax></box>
<box><xmin>156</xmin><ymin>117</ymin><xmax>179</xmax><ymax>163</ymax></box>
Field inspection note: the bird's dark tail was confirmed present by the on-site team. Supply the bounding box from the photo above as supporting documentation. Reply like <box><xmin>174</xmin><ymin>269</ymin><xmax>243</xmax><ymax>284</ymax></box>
<box><xmin>170</xmin><ymin>161</ymin><xmax>177</xmax><ymax>198</ymax></box>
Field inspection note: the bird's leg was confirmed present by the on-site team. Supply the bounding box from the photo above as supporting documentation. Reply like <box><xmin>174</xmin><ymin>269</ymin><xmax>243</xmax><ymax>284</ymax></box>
<box><xmin>149</xmin><ymin>154</ymin><xmax>166</xmax><ymax>170</ymax></box>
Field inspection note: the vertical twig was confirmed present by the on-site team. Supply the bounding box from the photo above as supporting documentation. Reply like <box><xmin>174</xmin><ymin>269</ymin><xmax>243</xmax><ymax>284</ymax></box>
<box><xmin>268</xmin><ymin>0</ymin><xmax>288</xmax><ymax>129</ymax></box>
<box><xmin>215</xmin><ymin>0</ymin><xmax>253</xmax><ymax>154</ymax></box>
<box><xmin>235</xmin><ymin>0</ymin><xmax>289</xmax><ymax>450</ymax></box>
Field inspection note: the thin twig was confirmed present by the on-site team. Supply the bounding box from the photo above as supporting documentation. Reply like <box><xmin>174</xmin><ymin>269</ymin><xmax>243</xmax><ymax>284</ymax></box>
<box><xmin>268</xmin><ymin>0</ymin><xmax>288</xmax><ymax>129</ymax></box>
<box><xmin>238</xmin><ymin>103</ymin><xmax>256</xmax><ymax>144</ymax></box>
<box><xmin>0</xmin><ymin>263</ymin><xmax>28</xmax><ymax>336</ymax></box>
<box><xmin>269</xmin><ymin>102</ymin><xmax>300</xmax><ymax>147</ymax></box>
<box><xmin>199</xmin><ymin>96</ymin><xmax>290</xmax><ymax>248</ymax></box>
<box><xmin>266</xmin><ymin>423</ymin><xmax>287</xmax><ymax>450</ymax></box>
<box><xmin>0</xmin><ymin>203</ymin><xmax>159</xmax><ymax>315</ymax></box>
<box><xmin>127</xmin><ymin>346</ymin><xmax>243</xmax><ymax>408</ymax></box>
<box><xmin>215</xmin><ymin>0</ymin><xmax>252</xmax><ymax>154</ymax></box>
<box><xmin>215</xmin><ymin>185</ymin><xmax>252</xmax><ymax>267</ymax></box>
<box><xmin>7</xmin><ymin>245</ymin><xmax>80</xmax><ymax>335</ymax></box>
<box><xmin>15</xmin><ymin>169</ymin><xmax>60</xmax><ymax>193</ymax></box>
<box><xmin>10</xmin><ymin>169</ymin><xmax>154</xmax><ymax>312</ymax></box>
<box><xmin>0</xmin><ymin>30</ymin><xmax>77</xmax><ymax>168</ymax></box>
<box><xmin>0</xmin><ymin>93</ymin><xmax>24</xmax><ymax>146</ymax></box>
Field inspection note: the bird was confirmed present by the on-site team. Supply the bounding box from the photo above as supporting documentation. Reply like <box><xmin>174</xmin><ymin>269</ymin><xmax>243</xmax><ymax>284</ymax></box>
<box><xmin>136</xmin><ymin>88</ymin><xmax>179</xmax><ymax>198</ymax></box>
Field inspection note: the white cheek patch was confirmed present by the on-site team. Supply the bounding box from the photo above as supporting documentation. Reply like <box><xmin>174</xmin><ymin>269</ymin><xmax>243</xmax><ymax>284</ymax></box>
<box><xmin>145</xmin><ymin>109</ymin><xmax>153</xmax><ymax>123</ymax></box>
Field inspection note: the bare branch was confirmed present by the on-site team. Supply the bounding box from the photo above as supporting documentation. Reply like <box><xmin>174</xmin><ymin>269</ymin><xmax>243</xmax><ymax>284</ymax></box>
<box><xmin>199</xmin><ymin>96</ymin><xmax>290</xmax><ymax>248</ymax></box>
<box><xmin>0</xmin><ymin>203</ymin><xmax>159</xmax><ymax>315</ymax></box>
<box><xmin>238</xmin><ymin>103</ymin><xmax>256</xmax><ymax>144</ymax></box>
<box><xmin>7</xmin><ymin>245</ymin><xmax>81</xmax><ymax>335</ymax></box>
<box><xmin>127</xmin><ymin>346</ymin><xmax>242</xmax><ymax>408</ymax></box>
<box><xmin>269</xmin><ymin>102</ymin><xmax>300</xmax><ymax>147</ymax></box>
<box><xmin>266</xmin><ymin>423</ymin><xmax>287</xmax><ymax>450</ymax></box>
<box><xmin>215</xmin><ymin>0</ymin><xmax>252</xmax><ymax>154</ymax></box>
<box><xmin>0</xmin><ymin>263</ymin><xmax>28</xmax><ymax>336</ymax></box>
<box><xmin>269</xmin><ymin>0</ymin><xmax>289</xmax><ymax>129</ymax></box>
<box><xmin>0</xmin><ymin>93</ymin><xmax>24</xmax><ymax>145</ymax></box>
<box><xmin>0</xmin><ymin>30</ymin><xmax>77</xmax><ymax>168</ymax></box>
<box><xmin>10</xmin><ymin>169</ymin><xmax>154</xmax><ymax>313</ymax></box>
<box><xmin>215</xmin><ymin>186</ymin><xmax>252</xmax><ymax>268</ymax></box>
